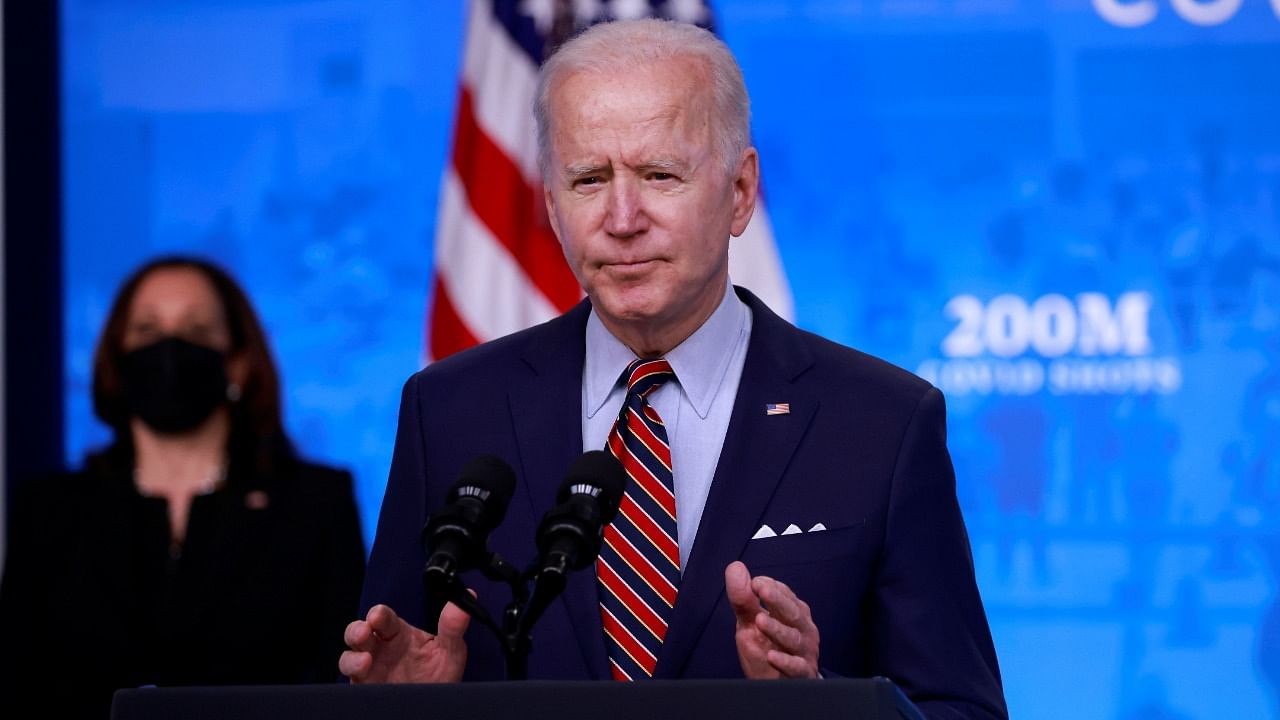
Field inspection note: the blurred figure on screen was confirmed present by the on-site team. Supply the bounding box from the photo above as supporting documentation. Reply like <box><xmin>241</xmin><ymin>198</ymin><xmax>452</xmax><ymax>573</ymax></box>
<box><xmin>0</xmin><ymin>256</ymin><xmax>366</xmax><ymax>719</ymax></box>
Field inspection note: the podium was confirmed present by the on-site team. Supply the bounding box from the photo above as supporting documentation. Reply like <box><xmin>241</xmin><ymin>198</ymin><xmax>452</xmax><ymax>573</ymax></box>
<box><xmin>112</xmin><ymin>678</ymin><xmax>925</xmax><ymax>720</ymax></box>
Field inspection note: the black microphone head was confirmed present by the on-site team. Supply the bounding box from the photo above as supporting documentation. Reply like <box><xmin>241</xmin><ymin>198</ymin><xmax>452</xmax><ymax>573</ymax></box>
<box><xmin>448</xmin><ymin>454</ymin><xmax>517</xmax><ymax>529</ymax></box>
<box><xmin>559</xmin><ymin>450</ymin><xmax>626</xmax><ymax>524</ymax></box>
<box><xmin>423</xmin><ymin>454</ymin><xmax>516</xmax><ymax>578</ymax></box>
<box><xmin>536</xmin><ymin>450</ymin><xmax>626</xmax><ymax>573</ymax></box>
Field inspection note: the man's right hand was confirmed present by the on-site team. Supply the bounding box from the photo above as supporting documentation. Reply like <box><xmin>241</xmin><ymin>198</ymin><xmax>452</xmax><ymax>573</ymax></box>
<box><xmin>339</xmin><ymin>602</ymin><xmax>470</xmax><ymax>683</ymax></box>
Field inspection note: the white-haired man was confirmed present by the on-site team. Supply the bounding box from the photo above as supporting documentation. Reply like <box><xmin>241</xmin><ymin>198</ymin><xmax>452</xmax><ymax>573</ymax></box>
<box><xmin>343</xmin><ymin>18</ymin><xmax>1006</xmax><ymax>719</ymax></box>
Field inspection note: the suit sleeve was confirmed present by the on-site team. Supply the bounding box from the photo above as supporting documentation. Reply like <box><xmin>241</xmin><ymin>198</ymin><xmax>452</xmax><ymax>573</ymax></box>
<box><xmin>869</xmin><ymin>387</ymin><xmax>1008</xmax><ymax>720</ymax></box>
<box><xmin>359</xmin><ymin>373</ymin><xmax>431</xmax><ymax>630</ymax></box>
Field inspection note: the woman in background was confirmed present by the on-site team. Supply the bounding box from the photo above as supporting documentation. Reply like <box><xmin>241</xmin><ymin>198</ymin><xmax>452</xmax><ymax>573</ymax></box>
<box><xmin>0</xmin><ymin>256</ymin><xmax>366</xmax><ymax>718</ymax></box>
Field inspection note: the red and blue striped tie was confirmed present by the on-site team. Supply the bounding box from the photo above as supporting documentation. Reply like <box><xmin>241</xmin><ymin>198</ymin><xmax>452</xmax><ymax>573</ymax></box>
<box><xmin>598</xmin><ymin>358</ymin><xmax>679</xmax><ymax>681</ymax></box>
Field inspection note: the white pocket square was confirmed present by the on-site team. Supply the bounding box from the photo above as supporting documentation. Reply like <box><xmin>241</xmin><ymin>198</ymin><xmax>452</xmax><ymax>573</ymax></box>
<box><xmin>752</xmin><ymin>522</ymin><xmax>828</xmax><ymax>539</ymax></box>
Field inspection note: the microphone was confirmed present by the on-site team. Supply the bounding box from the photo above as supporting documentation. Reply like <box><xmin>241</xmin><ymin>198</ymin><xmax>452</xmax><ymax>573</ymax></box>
<box><xmin>422</xmin><ymin>454</ymin><xmax>517</xmax><ymax>583</ymax></box>
<box><xmin>534</xmin><ymin>450</ymin><xmax>627</xmax><ymax>578</ymax></box>
<box><xmin>514</xmin><ymin>451</ymin><xmax>626</xmax><ymax>646</ymax></box>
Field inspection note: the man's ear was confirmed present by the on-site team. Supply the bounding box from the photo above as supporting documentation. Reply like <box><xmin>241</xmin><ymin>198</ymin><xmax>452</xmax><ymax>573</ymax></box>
<box><xmin>729</xmin><ymin>147</ymin><xmax>760</xmax><ymax>237</ymax></box>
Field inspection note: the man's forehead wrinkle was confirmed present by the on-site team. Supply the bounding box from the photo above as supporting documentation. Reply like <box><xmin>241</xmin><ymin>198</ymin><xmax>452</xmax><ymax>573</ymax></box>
<box><xmin>571</xmin><ymin>99</ymin><xmax>684</xmax><ymax>131</ymax></box>
<box><xmin>560</xmin><ymin>117</ymin><xmax>690</xmax><ymax>158</ymax></box>
<box><xmin>549</xmin><ymin>63</ymin><xmax>716</xmax><ymax>178</ymax></box>
<box><xmin>635</xmin><ymin>158</ymin><xmax>685</xmax><ymax>171</ymax></box>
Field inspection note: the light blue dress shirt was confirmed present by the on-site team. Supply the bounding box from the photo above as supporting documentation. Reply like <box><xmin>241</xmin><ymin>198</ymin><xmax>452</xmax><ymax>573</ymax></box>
<box><xmin>582</xmin><ymin>282</ymin><xmax>753</xmax><ymax>570</ymax></box>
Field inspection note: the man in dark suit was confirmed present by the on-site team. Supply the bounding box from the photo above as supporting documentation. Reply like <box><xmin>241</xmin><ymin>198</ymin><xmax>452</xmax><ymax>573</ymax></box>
<box><xmin>342</xmin><ymin>18</ymin><xmax>1005</xmax><ymax>719</ymax></box>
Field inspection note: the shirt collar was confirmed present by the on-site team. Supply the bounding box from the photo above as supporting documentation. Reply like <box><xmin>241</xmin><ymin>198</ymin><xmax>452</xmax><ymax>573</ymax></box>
<box><xmin>584</xmin><ymin>282</ymin><xmax>747</xmax><ymax>420</ymax></box>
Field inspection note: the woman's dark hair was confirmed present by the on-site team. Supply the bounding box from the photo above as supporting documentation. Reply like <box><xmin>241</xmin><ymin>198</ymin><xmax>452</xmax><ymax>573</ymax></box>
<box><xmin>91</xmin><ymin>255</ymin><xmax>295</xmax><ymax>478</ymax></box>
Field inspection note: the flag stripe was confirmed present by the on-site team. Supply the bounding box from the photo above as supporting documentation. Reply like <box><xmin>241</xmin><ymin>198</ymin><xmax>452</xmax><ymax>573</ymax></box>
<box><xmin>434</xmin><ymin>171</ymin><xmax>558</xmax><ymax>341</ymax></box>
<box><xmin>463</xmin><ymin>0</ymin><xmax>541</xmax><ymax>182</ymax></box>
<box><xmin>428</xmin><ymin>276</ymin><xmax>482</xmax><ymax>361</ymax></box>
<box><xmin>452</xmin><ymin>87</ymin><xmax>581</xmax><ymax>312</ymax></box>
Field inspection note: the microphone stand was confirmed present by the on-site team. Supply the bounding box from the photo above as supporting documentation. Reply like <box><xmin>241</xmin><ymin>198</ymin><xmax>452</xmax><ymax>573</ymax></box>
<box><xmin>423</xmin><ymin>552</ymin><xmax>570</xmax><ymax>681</ymax></box>
<box><xmin>420</xmin><ymin>449</ymin><xmax>622</xmax><ymax>680</ymax></box>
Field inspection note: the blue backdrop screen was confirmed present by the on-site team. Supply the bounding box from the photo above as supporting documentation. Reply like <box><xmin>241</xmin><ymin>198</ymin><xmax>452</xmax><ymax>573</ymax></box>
<box><xmin>60</xmin><ymin>2</ymin><xmax>1280</xmax><ymax>718</ymax></box>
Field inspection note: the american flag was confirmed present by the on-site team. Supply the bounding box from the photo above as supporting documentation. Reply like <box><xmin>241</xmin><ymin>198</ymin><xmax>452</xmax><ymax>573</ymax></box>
<box><xmin>427</xmin><ymin>0</ymin><xmax>793</xmax><ymax>362</ymax></box>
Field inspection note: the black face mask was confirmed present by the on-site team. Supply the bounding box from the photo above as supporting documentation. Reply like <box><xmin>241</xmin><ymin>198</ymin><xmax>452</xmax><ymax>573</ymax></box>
<box><xmin>120</xmin><ymin>336</ymin><xmax>230</xmax><ymax>434</ymax></box>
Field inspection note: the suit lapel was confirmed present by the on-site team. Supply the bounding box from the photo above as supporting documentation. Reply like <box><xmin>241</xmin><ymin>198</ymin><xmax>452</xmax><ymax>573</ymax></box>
<box><xmin>656</xmin><ymin>289</ymin><xmax>817</xmax><ymax>678</ymax></box>
<box><xmin>507</xmin><ymin>300</ymin><xmax>609</xmax><ymax>678</ymax></box>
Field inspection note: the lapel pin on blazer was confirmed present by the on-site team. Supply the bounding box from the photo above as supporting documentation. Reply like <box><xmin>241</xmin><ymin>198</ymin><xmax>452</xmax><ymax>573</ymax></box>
<box><xmin>765</xmin><ymin>402</ymin><xmax>790</xmax><ymax>415</ymax></box>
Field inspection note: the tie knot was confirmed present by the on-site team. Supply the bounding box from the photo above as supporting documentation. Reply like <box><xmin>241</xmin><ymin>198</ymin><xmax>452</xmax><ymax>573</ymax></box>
<box><xmin>622</xmin><ymin>358</ymin><xmax>674</xmax><ymax>397</ymax></box>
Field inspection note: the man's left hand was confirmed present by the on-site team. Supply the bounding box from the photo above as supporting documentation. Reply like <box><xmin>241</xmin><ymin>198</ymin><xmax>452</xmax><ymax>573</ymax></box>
<box><xmin>724</xmin><ymin>560</ymin><xmax>820</xmax><ymax>679</ymax></box>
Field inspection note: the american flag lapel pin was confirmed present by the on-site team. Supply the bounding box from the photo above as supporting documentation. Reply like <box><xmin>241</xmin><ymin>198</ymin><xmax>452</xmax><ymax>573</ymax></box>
<box><xmin>765</xmin><ymin>403</ymin><xmax>790</xmax><ymax>416</ymax></box>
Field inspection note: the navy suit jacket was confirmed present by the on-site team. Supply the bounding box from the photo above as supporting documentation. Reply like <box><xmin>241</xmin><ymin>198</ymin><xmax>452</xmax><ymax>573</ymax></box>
<box><xmin>361</xmin><ymin>288</ymin><xmax>1007</xmax><ymax>719</ymax></box>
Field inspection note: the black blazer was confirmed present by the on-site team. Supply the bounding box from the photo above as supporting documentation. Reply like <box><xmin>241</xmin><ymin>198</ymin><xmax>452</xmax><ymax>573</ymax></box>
<box><xmin>0</xmin><ymin>450</ymin><xmax>366</xmax><ymax>719</ymax></box>
<box><xmin>362</xmin><ymin>287</ymin><xmax>1006</xmax><ymax>719</ymax></box>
